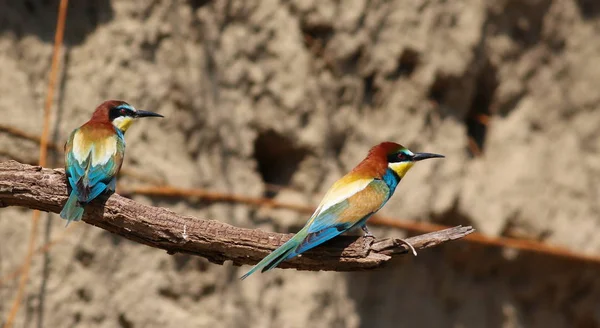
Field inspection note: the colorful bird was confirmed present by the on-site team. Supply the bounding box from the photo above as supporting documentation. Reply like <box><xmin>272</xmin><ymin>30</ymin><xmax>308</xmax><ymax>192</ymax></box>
<box><xmin>240</xmin><ymin>142</ymin><xmax>444</xmax><ymax>279</ymax></box>
<box><xmin>60</xmin><ymin>100</ymin><xmax>163</xmax><ymax>226</ymax></box>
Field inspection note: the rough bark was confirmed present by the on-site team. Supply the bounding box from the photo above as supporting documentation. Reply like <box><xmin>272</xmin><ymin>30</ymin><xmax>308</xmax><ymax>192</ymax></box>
<box><xmin>0</xmin><ymin>160</ymin><xmax>474</xmax><ymax>272</ymax></box>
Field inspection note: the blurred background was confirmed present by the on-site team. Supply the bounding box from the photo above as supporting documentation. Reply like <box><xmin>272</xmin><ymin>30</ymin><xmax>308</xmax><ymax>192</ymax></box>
<box><xmin>1</xmin><ymin>0</ymin><xmax>600</xmax><ymax>327</ymax></box>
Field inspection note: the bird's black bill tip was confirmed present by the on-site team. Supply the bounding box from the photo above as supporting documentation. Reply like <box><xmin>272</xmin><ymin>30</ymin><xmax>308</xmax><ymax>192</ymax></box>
<box><xmin>413</xmin><ymin>152</ymin><xmax>445</xmax><ymax>161</ymax></box>
<box><xmin>135</xmin><ymin>110</ymin><xmax>164</xmax><ymax>118</ymax></box>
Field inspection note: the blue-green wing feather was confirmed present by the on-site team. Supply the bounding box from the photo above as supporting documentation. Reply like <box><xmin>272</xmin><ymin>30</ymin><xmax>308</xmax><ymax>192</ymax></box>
<box><xmin>293</xmin><ymin>201</ymin><xmax>352</xmax><ymax>254</ymax></box>
<box><xmin>240</xmin><ymin>178</ymin><xmax>394</xmax><ymax>279</ymax></box>
<box><xmin>85</xmin><ymin>157</ymin><xmax>119</xmax><ymax>201</ymax></box>
<box><xmin>61</xmin><ymin>124</ymin><xmax>125</xmax><ymax>225</ymax></box>
<box><xmin>64</xmin><ymin>128</ymin><xmax>124</xmax><ymax>203</ymax></box>
<box><xmin>298</xmin><ymin>179</ymin><xmax>391</xmax><ymax>253</ymax></box>
<box><xmin>66</xmin><ymin>147</ymin><xmax>118</xmax><ymax>203</ymax></box>
<box><xmin>306</xmin><ymin>201</ymin><xmax>351</xmax><ymax>233</ymax></box>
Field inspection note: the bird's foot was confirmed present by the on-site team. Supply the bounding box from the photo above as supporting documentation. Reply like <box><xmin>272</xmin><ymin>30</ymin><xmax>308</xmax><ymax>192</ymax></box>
<box><xmin>361</xmin><ymin>225</ymin><xmax>376</xmax><ymax>250</ymax></box>
<box><xmin>361</xmin><ymin>225</ymin><xmax>375</xmax><ymax>238</ymax></box>
<box><xmin>397</xmin><ymin>238</ymin><xmax>418</xmax><ymax>256</ymax></box>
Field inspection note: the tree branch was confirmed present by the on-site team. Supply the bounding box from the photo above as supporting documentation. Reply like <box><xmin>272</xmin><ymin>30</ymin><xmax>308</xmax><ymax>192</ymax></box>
<box><xmin>0</xmin><ymin>160</ymin><xmax>474</xmax><ymax>272</ymax></box>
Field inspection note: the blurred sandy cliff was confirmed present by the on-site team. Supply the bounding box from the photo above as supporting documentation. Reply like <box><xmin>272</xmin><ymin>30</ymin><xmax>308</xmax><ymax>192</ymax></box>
<box><xmin>1</xmin><ymin>1</ymin><xmax>600</xmax><ymax>327</ymax></box>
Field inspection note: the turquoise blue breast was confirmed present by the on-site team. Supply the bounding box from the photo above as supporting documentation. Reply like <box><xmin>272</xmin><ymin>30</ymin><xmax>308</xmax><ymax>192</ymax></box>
<box><xmin>382</xmin><ymin>168</ymin><xmax>401</xmax><ymax>195</ymax></box>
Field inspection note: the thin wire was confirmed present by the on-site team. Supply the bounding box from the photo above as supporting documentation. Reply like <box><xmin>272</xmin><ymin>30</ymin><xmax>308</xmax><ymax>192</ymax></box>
<box><xmin>121</xmin><ymin>184</ymin><xmax>600</xmax><ymax>265</ymax></box>
<box><xmin>2</xmin><ymin>1</ymin><xmax>68</xmax><ymax>327</ymax></box>
<box><xmin>0</xmin><ymin>124</ymin><xmax>62</xmax><ymax>152</ymax></box>
<box><xmin>0</xmin><ymin>123</ymin><xmax>299</xmax><ymax>192</ymax></box>
<box><xmin>0</xmin><ymin>123</ymin><xmax>166</xmax><ymax>185</ymax></box>
<box><xmin>368</xmin><ymin>216</ymin><xmax>600</xmax><ymax>263</ymax></box>
<box><xmin>2</xmin><ymin>180</ymin><xmax>598</xmax><ymax>293</ymax></box>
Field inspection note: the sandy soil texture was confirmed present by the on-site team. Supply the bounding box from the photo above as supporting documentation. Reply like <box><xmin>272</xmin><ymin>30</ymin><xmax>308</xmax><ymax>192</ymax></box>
<box><xmin>1</xmin><ymin>1</ymin><xmax>600</xmax><ymax>327</ymax></box>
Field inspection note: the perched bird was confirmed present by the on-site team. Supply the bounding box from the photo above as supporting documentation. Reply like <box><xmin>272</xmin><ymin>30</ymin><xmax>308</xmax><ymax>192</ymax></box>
<box><xmin>241</xmin><ymin>142</ymin><xmax>444</xmax><ymax>279</ymax></box>
<box><xmin>60</xmin><ymin>100</ymin><xmax>163</xmax><ymax>226</ymax></box>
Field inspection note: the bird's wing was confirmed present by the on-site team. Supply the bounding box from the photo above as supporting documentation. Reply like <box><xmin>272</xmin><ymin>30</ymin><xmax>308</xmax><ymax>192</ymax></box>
<box><xmin>310</xmin><ymin>175</ymin><xmax>374</xmax><ymax>218</ymax></box>
<box><xmin>65</xmin><ymin>126</ymin><xmax>124</xmax><ymax>203</ymax></box>
<box><xmin>296</xmin><ymin>178</ymin><xmax>390</xmax><ymax>254</ymax></box>
<box><xmin>307</xmin><ymin>178</ymin><xmax>390</xmax><ymax>232</ymax></box>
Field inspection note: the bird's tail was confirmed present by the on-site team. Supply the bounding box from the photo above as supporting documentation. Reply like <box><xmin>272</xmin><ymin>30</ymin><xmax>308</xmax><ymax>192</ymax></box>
<box><xmin>59</xmin><ymin>191</ymin><xmax>84</xmax><ymax>227</ymax></box>
<box><xmin>240</xmin><ymin>233</ymin><xmax>305</xmax><ymax>280</ymax></box>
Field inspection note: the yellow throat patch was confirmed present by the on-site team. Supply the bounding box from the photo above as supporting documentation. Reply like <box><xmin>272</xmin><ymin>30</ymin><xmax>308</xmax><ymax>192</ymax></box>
<box><xmin>112</xmin><ymin>116</ymin><xmax>134</xmax><ymax>132</ymax></box>
<box><xmin>388</xmin><ymin>161</ymin><xmax>414</xmax><ymax>178</ymax></box>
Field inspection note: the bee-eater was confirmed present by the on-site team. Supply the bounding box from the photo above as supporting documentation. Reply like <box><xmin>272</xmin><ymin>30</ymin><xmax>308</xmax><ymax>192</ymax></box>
<box><xmin>240</xmin><ymin>142</ymin><xmax>444</xmax><ymax>279</ymax></box>
<box><xmin>60</xmin><ymin>100</ymin><xmax>163</xmax><ymax>226</ymax></box>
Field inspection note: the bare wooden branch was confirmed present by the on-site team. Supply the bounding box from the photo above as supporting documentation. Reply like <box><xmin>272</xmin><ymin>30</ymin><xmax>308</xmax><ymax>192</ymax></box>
<box><xmin>0</xmin><ymin>160</ymin><xmax>474</xmax><ymax>272</ymax></box>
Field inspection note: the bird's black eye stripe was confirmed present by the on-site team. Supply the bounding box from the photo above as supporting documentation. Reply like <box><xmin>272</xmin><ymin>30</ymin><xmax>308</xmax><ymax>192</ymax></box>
<box><xmin>109</xmin><ymin>105</ymin><xmax>133</xmax><ymax>121</ymax></box>
<box><xmin>117</xmin><ymin>106</ymin><xmax>132</xmax><ymax>116</ymax></box>
<box><xmin>109</xmin><ymin>107</ymin><xmax>120</xmax><ymax>121</ymax></box>
<box><xmin>387</xmin><ymin>151</ymin><xmax>411</xmax><ymax>163</ymax></box>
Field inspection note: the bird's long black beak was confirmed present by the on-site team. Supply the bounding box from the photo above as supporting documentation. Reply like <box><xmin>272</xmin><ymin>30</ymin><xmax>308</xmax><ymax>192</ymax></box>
<box><xmin>413</xmin><ymin>152</ymin><xmax>445</xmax><ymax>161</ymax></box>
<box><xmin>135</xmin><ymin>110</ymin><xmax>164</xmax><ymax>118</ymax></box>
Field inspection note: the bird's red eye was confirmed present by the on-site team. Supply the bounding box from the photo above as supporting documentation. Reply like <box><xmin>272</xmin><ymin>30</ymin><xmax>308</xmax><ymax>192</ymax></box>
<box><xmin>120</xmin><ymin>108</ymin><xmax>126</xmax><ymax>115</ymax></box>
<box><xmin>397</xmin><ymin>153</ymin><xmax>406</xmax><ymax>160</ymax></box>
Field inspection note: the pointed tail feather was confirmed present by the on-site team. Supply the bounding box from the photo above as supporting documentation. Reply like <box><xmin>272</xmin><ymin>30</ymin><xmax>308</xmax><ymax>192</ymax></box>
<box><xmin>240</xmin><ymin>236</ymin><xmax>303</xmax><ymax>280</ymax></box>
<box><xmin>60</xmin><ymin>192</ymin><xmax>85</xmax><ymax>227</ymax></box>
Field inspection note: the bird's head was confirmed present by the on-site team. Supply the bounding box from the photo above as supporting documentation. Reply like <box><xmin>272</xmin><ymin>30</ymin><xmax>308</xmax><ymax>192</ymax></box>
<box><xmin>91</xmin><ymin>100</ymin><xmax>164</xmax><ymax>132</ymax></box>
<box><xmin>375</xmin><ymin>142</ymin><xmax>445</xmax><ymax>178</ymax></box>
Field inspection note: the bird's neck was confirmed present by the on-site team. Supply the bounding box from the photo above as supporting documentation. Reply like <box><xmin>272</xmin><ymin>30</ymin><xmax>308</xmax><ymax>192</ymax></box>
<box><xmin>86</xmin><ymin>120</ymin><xmax>126</xmax><ymax>141</ymax></box>
<box><xmin>114</xmin><ymin>126</ymin><xmax>126</xmax><ymax>140</ymax></box>
<box><xmin>382</xmin><ymin>168</ymin><xmax>402</xmax><ymax>194</ymax></box>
